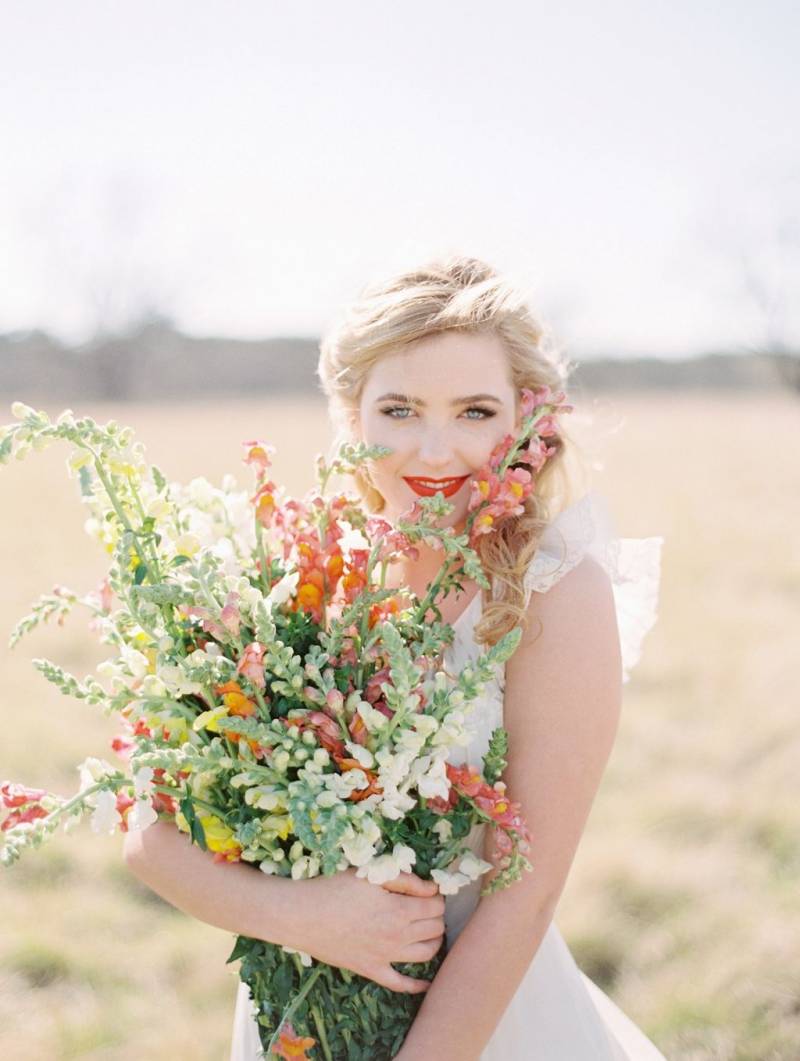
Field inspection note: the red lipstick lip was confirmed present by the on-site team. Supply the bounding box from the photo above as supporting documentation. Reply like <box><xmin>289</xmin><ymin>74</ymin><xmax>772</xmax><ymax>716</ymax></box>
<box><xmin>403</xmin><ymin>475</ymin><xmax>470</xmax><ymax>498</ymax></box>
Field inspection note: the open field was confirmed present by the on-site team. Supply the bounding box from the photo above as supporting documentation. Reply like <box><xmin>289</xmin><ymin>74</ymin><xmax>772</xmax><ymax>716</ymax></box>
<box><xmin>0</xmin><ymin>392</ymin><xmax>798</xmax><ymax>1060</ymax></box>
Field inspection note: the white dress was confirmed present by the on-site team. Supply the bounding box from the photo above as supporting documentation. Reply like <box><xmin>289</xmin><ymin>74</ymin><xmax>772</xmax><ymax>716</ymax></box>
<box><xmin>230</xmin><ymin>491</ymin><xmax>666</xmax><ymax>1060</ymax></box>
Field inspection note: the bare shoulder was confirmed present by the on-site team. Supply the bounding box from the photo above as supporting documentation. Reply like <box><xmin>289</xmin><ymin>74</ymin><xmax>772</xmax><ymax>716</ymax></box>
<box><xmin>505</xmin><ymin>554</ymin><xmax>622</xmax><ymax>732</ymax></box>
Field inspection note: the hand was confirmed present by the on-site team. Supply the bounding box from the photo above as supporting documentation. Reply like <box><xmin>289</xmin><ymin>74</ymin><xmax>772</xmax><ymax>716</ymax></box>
<box><xmin>292</xmin><ymin>868</ymin><xmax>446</xmax><ymax>994</ymax></box>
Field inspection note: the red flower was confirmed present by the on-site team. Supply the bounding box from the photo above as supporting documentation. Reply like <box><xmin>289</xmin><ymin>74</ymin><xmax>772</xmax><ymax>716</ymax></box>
<box><xmin>1</xmin><ymin>781</ymin><xmax>48</xmax><ymax>809</ymax></box>
<box><xmin>115</xmin><ymin>791</ymin><xmax>136</xmax><ymax>832</ymax></box>
<box><xmin>1</xmin><ymin>804</ymin><xmax>48</xmax><ymax>832</ymax></box>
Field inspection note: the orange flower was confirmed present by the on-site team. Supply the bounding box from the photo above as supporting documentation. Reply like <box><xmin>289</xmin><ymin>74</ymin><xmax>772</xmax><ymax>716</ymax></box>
<box><xmin>215</xmin><ymin>679</ymin><xmax>257</xmax><ymax>718</ymax></box>
<box><xmin>273</xmin><ymin>1022</ymin><xmax>316</xmax><ymax>1060</ymax></box>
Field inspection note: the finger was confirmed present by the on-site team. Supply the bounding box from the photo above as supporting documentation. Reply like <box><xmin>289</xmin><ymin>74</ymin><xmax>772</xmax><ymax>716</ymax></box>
<box><xmin>381</xmin><ymin>872</ymin><xmax>438</xmax><ymax>897</ymax></box>
<box><xmin>375</xmin><ymin>967</ymin><xmax>432</xmax><ymax>994</ymax></box>
<box><xmin>395</xmin><ymin>938</ymin><xmax>444</xmax><ymax>964</ymax></box>
<box><xmin>406</xmin><ymin>917</ymin><xmax>446</xmax><ymax>944</ymax></box>
<box><xmin>404</xmin><ymin>894</ymin><xmax>446</xmax><ymax>921</ymax></box>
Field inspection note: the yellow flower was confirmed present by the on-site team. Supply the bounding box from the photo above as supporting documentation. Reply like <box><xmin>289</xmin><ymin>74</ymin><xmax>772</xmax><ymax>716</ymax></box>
<box><xmin>198</xmin><ymin>814</ymin><xmax>240</xmax><ymax>856</ymax></box>
<box><xmin>193</xmin><ymin>707</ymin><xmax>229</xmax><ymax>733</ymax></box>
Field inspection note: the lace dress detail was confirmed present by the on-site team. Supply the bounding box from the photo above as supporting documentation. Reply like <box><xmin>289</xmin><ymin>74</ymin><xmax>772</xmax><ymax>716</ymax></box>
<box><xmin>524</xmin><ymin>491</ymin><xmax>664</xmax><ymax>683</ymax></box>
<box><xmin>230</xmin><ymin>492</ymin><xmax>666</xmax><ymax>1060</ymax></box>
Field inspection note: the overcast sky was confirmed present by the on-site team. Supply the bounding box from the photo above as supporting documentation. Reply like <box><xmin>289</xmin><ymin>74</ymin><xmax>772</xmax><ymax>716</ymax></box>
<box><xmin>1</xmin><ymin>0</ymin><xmax>797</xmax><ymax>357</ymax></box>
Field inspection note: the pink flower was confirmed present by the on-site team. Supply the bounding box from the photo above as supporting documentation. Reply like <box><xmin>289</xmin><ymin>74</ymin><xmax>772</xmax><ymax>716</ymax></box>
<box><xmin>220</xmin><ymin>592</ymin><xmax>241</xmax><ymax>637</ymax></box>
<box><xmin>182</xmin><ymin>605</ymin><xmax>227</xmax><ymax>641</ymax></box>
<box><xmin>236</xmin><ymin>642</ymin><xmax>266</xmax><ymax>689</ymax></box>
<box><xmin>110</xmin><ymin>736</ymin><xmax>135</xmax><ymax>760</ymax></box>
<box><xmin>1</xmin><ymin>781</ymin><xmax>47</xmax><ymax>809</ymax></box>
<box><xmin>242</xmin><ymin>440</ymin><xmax>275</xmax><ymax>477</ymax></box>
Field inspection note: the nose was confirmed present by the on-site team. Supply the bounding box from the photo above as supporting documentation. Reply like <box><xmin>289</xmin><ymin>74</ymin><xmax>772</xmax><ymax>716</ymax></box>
<box><xmin>416</xmin><ymin>425</ymin><xmax>455</xmax><ymax>469</ymax></box>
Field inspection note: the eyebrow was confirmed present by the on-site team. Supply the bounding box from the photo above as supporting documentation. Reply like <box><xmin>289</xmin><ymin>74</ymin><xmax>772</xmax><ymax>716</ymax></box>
<box><xmin>375</xmin><ymin>392</ymin><xmax>502</xmax><ymax>406</ymax></box>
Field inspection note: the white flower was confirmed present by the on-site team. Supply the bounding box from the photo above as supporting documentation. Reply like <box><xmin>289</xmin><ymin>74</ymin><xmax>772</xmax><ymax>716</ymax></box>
<box><xmin>90</xmin><ymin>789</ymin><xmax>121</xmax><ymax>835</ymax></box>
<box><xmin>412</xmin><ymin>714</ymin><xmax>439</xmax><ymax>739</ymax></box>
<box><xmin>132</xmin><ymin>766</ymin><xmax>154</xmax><ymax>799</ymax></box>
<box><xmin>78</xmin><ymin>757</ymin><xmax>116</xmax><ymax>792</ymax></box>
<box><xmin>431</xmin><ymin>867</ymin><xmax>471</xmax><ymax>895</ymax></box>
<box><xmin>431</xmin><ymin>710</ymin><xmax>472</xmax><ymax>749</ymax></box>
<box><xmin>431</xmin><ymin>851</ymin><xmax>492</xmax><ymax>895</ymax></box>
<box><xmin>338</xmin><ymin>523</ymin><xmax>370</xmax><ymax>555</ymax></box>
<box><xmin>11</xmin><ymin>401</ymin><xmax>35</xmax><ymax>420</ymax></box>
<box><xmin>433</xmin><ymin>819</ymin><xmax>453</xmax><ymax>842</ymax></box>
<box><xmin>375</xmin><ymin>747</ymin><xmax>414</xmax><ymax>790</ymax></box>
<box><xmin>188</xmin><ymin>477</ymin><xmax>215</xmax><ymax>506</ymax></box>
<box><xmin>140</xmin><ymin>674</ymin><xmax>166</xmax><ymax>698</ymax></box>
<box><xmin>175</xmin><ymin>532</ymin><xmax>201</xmax><ymax>557</ymax></box>
<box><xmin>266</xmin><ymin>570</ymin><xmax>300</xmax><ymax>608</ymax></box>
<box><xmin>126</xmin><ymin>798</ymin><xmax>158</xmax><ymax>832</ymax></box>
<box><xmin>377</xmin><ymin>790</ymin><xmax>416</xmax><ymax>820</ymax></box>
<box><xmin>356</xmin><ymin>843</ymin><xmax>416</xmax><ymax>885</ymax></box>
<box><xmin>326</xmin><ymin>771</ymin><xmax>368</xmax><ymax>799</ymax></box>
<box><xmin>416</xmin><ymin>757</ymin><xmax>450</xmax><ymax>801</ymax></box>
<box><xmin>341</xmin><ymin>819</ymin><xmax>382</xmax><ymax>866</ymax></box>
<box><xmin>159</xmin><ymin>665</ymin><xmax>204</xmax><ymax>697</ymax></box>
<box><xmin>120</xmin><ymin>645</ymin><xmax>150</xmax><ymax>680</ymax></box>
<box><xmin>356</xmin><ymin>700</ymin><xmax>388</xmax><ymax>734</ymax></box>
<box><xmin>146</xmin><ymin>498</ymin><xmax>171</xmax><ymax>519</ymax></box>
<box><xmin>344</xmin><ymin>742</ymin><xmax>375</xmax><ymax>769</ymax></box>
<box><xmin>458</xmin><ymin>850</ymin><xmax>493</xmax><ymax>881</ymax></box>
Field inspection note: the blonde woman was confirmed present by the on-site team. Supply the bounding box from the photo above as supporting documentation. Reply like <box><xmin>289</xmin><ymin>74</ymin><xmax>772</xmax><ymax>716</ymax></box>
<box><xmin>125</xmin><ymin>256</ymin><xmax>665</xmax><ymax>1059</ymax></box>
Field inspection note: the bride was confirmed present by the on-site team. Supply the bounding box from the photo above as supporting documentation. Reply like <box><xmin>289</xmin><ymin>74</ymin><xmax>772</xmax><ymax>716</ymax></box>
<box><xmin>125</xmin><ymin>255</ymin><xmax>666</xmax><ymax>1059</ymax></box>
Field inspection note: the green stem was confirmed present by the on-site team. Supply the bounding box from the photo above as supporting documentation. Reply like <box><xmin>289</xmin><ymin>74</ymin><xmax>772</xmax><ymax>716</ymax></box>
<box><xmin>265</xmin><ymin>961</ymin><xmax>326</xmax><ymax>1055</ymax></box>
<box><xmin>310</xmin><ymin>1001</ymin><xmax>334</xmax><ymax>1061</ymax></box>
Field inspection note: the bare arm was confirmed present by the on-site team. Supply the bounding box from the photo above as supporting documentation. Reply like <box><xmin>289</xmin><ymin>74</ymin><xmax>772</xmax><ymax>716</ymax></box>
<box><xmin>123</xmin><ymin>819</ymin><xmax>299</xmax><ymax>945</ymax></box>
<box><xmin>123</xmin><ymin>813</ymin><xmax>446</xmax><ymax>994</ymax></box>
<box><xmin>395</xmin><ymin>556</ymin><xmax>623</xmax><ymax>1059</ymax></box>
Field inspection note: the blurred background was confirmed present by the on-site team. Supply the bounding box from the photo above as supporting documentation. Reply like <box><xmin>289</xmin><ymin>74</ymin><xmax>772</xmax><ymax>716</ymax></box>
<box><xmin>1</xmin><ymin>2</ymin><xmax>798</xmax><ymax>1058</ymax></box>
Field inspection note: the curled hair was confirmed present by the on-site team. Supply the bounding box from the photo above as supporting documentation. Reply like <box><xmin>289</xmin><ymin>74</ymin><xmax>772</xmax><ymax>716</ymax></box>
<box><xmin>317</xmin><ymin>255</ymin><xmax>583</xmax><ymax>647</ymax></box>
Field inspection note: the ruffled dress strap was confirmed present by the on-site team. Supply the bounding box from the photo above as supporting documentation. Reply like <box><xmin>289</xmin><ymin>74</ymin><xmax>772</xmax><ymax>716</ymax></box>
<box><xmin>524</xmin><ymin>491</ymin><xmax>664</xmax><ymax>684</ymax></box>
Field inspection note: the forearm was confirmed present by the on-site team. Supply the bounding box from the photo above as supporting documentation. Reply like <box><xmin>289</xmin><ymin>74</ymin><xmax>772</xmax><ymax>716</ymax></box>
<box><xmin>395</xmin><ymin>890</ymin><xmax>556</xmax><ymax>1061</ymax></box>
<box><xmin>123</xmin><ymin>820</ymin><xmax>301</xmax><ymax>947</ymax></box>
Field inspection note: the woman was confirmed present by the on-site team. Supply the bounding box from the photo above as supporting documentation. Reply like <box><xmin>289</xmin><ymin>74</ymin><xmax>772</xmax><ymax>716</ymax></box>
<box><xmin>125</xmin><ymin>256</ymin><xmax>665</xmax><ymax>1059</ymax></box>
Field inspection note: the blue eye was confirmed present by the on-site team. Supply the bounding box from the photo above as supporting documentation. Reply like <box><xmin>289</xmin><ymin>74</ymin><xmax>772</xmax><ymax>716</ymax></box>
<box><xmin>381</xmin><ymin>406</ymin><xmax>414</xmax><ymax>419</ymax></box>
<box><xmin>379</xmin><ymin>406</ymin><xmax>495</xmax><ymax>421</ymax></box>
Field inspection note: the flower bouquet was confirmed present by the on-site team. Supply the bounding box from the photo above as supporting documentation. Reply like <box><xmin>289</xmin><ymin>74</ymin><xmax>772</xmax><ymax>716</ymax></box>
<box><xmin>0</xmin><ymin>387</ymin><xmax>570</xmax><ymax>1059</ymax></box>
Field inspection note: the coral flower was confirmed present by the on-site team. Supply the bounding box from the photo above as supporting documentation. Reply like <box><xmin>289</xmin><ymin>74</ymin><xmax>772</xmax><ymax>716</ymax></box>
<box><xmin>242</xmin><ymin>440</ymin><xmax>275</xmax><ymax>476</ymax></box>
<box><xmin>251</xmin><ymin>481</ymin><xmax>278</xmax><ymax>528</ymax></box>
<box><xmin>273</xmin><ymin>1022</ymin><xmax>316</xmax><ymax>1060</ymax></box>
<box><xmin>236</xmin><ymin>643</ymin><xmax>267</xmax><ymax>690</ymax></box>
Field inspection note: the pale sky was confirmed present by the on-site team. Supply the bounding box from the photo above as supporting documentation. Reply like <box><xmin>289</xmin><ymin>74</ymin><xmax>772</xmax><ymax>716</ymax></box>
<box><xmin>1</xmin><ymin>0</ymin><xmax>797</xmax><ymax>357</ymax></box>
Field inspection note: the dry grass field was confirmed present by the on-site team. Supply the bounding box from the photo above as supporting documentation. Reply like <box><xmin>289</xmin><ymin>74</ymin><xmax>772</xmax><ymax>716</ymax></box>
<box><xmin>0</xmin><ymin>392</ymin><xmax>798</xmax><ymax>1060</ymax></box>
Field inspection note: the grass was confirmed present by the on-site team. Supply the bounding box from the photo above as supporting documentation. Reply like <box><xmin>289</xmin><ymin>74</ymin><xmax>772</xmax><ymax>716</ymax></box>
<box><xmin>0</xmin><ymin>391</ymin><xmax>798</xmax><ymax>1058</ymax></box>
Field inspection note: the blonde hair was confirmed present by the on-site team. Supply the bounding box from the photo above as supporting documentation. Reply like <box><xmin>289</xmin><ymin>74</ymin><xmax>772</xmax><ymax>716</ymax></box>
<box><xmin>317</xmin><ymin>255</ymin><xmax>583</xmax><ymax>647</ymax></box>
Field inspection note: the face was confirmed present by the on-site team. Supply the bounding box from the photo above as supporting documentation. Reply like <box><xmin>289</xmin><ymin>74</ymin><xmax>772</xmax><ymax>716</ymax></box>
<box><xmin>353</xmin><ymin>330</ymin><xmax>520</xmax><ymax>532</ymax></box>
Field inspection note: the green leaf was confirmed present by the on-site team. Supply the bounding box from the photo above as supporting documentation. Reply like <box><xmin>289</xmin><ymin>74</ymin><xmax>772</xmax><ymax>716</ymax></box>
<box><xmin>133</xmin><ymin>562</ymin><xmax>148</xmax><ymax>586</ymax></box>
<box><xmin>180</xmin><ymin>797</ymin><xmax>207</xmax><ymax>851</ymax></box>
